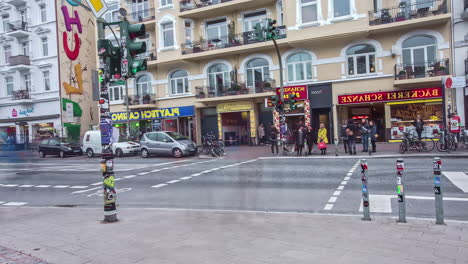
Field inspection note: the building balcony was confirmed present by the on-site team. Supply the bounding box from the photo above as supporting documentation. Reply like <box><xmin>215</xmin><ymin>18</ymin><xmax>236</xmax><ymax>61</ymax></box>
<box><xmin>369</xmin><ymin>0</ymin><xmax>448</xmax><ymax>27</ymax></box>
<box><xmin>394</xmin><ymin>59</ymin><xmax>450</xmax><ymax>88</ymax></box>
<box><xmin>179</xmin><ymin>0</ymin><xmax>276</xmax><ymax>18</ymax></box>
<box><xmin>12</xmin><ymin>90</ymin><xmax>33</xmax><ymax>104</ymax></box>
<box><xmin>195</xmin><ymin>80</ymin><xmax>275</xmax><ymax>102</ymax></box>
<box><xmin>5</xmin><ymin>21</ymin><xmax>29</xmax><ymax>38</ymax></box>
<box><xmin>9</xmin><ymin>55</ymin><xmax>30</xmax><ymax>66</ymax></box>
<box><xmin>126</xmin><ymin>94</ymin><xmax>157</xmax><ymax>109</ymax></box>
<box><xmin>181</xmin><ymin>26</ymin><xmax>286</xmax><ymax>56</ymax></box>
<box><xmin>128</xmin><ymin>8</ymin><xmax>156</xmax><ymax>31</ymax></box>
<box><xmin>4</xmin><ymin>0</ymin><xmax>27</xmax><ymax>6</ymax></box>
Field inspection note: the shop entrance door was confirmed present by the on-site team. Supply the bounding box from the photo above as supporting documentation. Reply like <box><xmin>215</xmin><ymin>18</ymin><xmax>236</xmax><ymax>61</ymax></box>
<box><xmin>221</xmin><ymin>112</ymin><xmax>250</xmax><ymax>145</ymax></box>
<box><xmin>311</xmin><ymin>108</ymin><xmax>332</xmax><ymax>143</ymax></box>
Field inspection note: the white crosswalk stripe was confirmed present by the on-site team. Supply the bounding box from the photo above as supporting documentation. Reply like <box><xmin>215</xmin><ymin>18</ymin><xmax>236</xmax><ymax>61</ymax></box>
<box><xmin>2</xmin><ymin>202</ymin><xmax>27</xmax><ymax>206</ymax></box>
<box><xmin>443</xmin><ymin>171</ymin><xmax>468</xmax><ymax>193</ymax></box>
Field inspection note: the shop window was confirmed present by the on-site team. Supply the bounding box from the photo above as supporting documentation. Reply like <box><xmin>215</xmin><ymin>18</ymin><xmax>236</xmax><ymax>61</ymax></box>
<box><xmin>208</xmin><ymin>63</ymin><xmax>230</xmax><ymax>95</ymax></box>
<box><xmin>170</xmin><ymin>70</ymin><xmax>189</xmax><ymax>95</ymax></box>
<box><xmin>346</xmin><ymin>44</ymin><xmax>376</xmax><ymax>76</ymax></box>
<box><xmin>402</xmin><ymin>35</ymin><xmax>436</xmax><ymax>77</ymax></box>
<box><xmin>333</xmin><ymin>0</ymin><xmax>350</xmax><ymax>17</ymax></box>
<box><xmin>390</xmin><ymin>102</ymin><xmax>442</xmax><ymax>140</ymax></box>
<box><xmin>287</xmin><ymin>52</ymin><xmax>312</xmax><ymax>82</ymax></box>
<box><xmin>246</xmin><ymin>58</ymin><xmax>270</xmax><ymax>91</ymax></box>
<box><xmin>300</xmin><ymin>0</ymin><xmax>318</xmax><ymax>24</ymax></box>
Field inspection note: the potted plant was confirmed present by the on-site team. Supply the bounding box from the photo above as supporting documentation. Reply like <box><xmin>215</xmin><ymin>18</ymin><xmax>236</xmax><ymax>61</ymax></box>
<box><xmin>197</xmin><ymin>91</ymin><xmax>205</xmax><ymax>99</ymax></box>
<box><xmin>437</xmin><ymin>66</ymin><xmax>447</xmax><ymax>76</ymax></box>
<box><xmin>143</xmin><ymin>94</ymin><xmax>151</xmax><ymax>104</ymax></box>
<box><xmin>398</xmin><ymin>70</ymin><xmax>407</xmax><ymax>80</ymax></box>
<box><xmin>208</xmin><ymin>90</ymin><xmax>215</xmax><ymax>97</ymax></box>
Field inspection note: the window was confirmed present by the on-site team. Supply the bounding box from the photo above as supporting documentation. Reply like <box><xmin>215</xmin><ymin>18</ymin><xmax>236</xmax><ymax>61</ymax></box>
<box><xmin>23</xmin><ymin>74</ymin><xmax>31</xmax><ymax>91</ymax></box>
<box><xmin>208</xmin><ymin>63</ymin><xmax>230</xmax><ymax>95</ymax></box>
<box><xmin>287</xmin><ymin>52</ymin><xmax>313</xmax><ymax>82</ymax></box>
<box><xmin>41</xmin><ymin>38</ymin><xmax>48</xmax><ymax>57</ymax></box>
<box><xmin>333</xmin><ymin>0</ymin><xmax>350</xmax><ymax>17</ymax></box>
<box><xmin>131</xmin><ymin>0</ymin><xmax>149</xmax><ymax>21</ymax></box>
<box><xmin>109</xmin><ymin>85</ymin><xmax>124</xmax><ymax>103</ymax></box>
<box><xmin>2</xmin><ymin>16</ymin><xmax>9</xmax><ymax>32</ymax></box>
<box><xmin>402</xmin><ymin>35</ymin><xmax>436</xmax><ymax>77</ymax></box>
<box><xmin>20</xmin><ymin>39</ymin><xmax>29</xmax><ymax>56</ymax></box>
<box><xmin>5</xmin><ymin>77</ymin><xmax>13</xmax><ymax>96</ymax></box>
<box><xmin>160</xmin><ymin>0</ymin><xmax>173</xmax><ymax>7</ymax></box>
<box><xmin>161</xmin><ymin>22</ymin><xmax>174</xmax><ymax>48</ymax></box>
<box><xmin>4</xmin><ymin>46</ymin><xmax>11</xmax><ymax>64</ymax></box>
<box><xmin>104</xmin><ymin>4</ymin><xmax>119</xmax><ymax>23</ymax></box>
<box><xmin>277</xmin><ymin>1</ymin><xmax>284</xmax><ymax>26</ymax></box>
<box><xmin>346</xmin><ymin>44</ymin><xmax>376</xmax><ymax>75</ymax></box>
<box><xmin>373</xmin><ymin>0</ymin><xmax>381</xmax><ymax>13</ymax></box>
<box><xmin>246</xmin><ymin>58</ymin><xmax>270</xmax><ymax>91</ymax></box>
<box><xmin>301</xmin><ymin>0</ymin><xmax>318</xmax><ymax>24</ymax></box>
<box><xmin>243</xmin><ymin>10</ymin><xmax>267</xmax><ymax>32</ymax></box>
<box><xmin>156</xmin><ymin>132</ymin><xmax>171</xmax><ymax>142</ymax></box>
<box><xmin>135</xmin><ymin>75</ymin><xmax>152</xmax><ymax>97</ymax></box>
<box><xmin>43</xmin><ymin>71</ymin><xmax>50</xmax><ymax>91</ymax></box>
<box><xmin>184</xmin><ymin>20</ymin><xmax>193</xmax><ymax>45</ymax></box>
<box><xmin>40</xmin><ymin>5</ymin><xmax>47</xmax><ymax>22</ymax></box>
<box><xmin>206</xmin><ymin>19</ymin><xmax>228</xmax><ymax>45</ymax></box>
<box><xmin>170</xmin><ymin>70</ymin><xmax>189</xmax><ymax>95</ymax></box>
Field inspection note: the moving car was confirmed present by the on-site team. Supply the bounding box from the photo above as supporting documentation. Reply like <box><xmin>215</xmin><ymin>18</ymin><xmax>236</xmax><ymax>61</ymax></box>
<box><xmin>82</xmin><ymin>130</ymin><xmax>140</xmax><ymax>158</ymax></box>
<box><xmin>140</xmin><ymin>131</ymin><xmax>196</xmax><ymax>158</ymax></box>
<box><xmin>38</xmin><ymin>138</ymin><xmax>82</xmax><ymax>158</ymax></box>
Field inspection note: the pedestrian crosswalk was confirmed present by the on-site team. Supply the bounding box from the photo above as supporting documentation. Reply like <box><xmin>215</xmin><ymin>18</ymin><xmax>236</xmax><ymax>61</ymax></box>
<box><xmin>0</xmin><ymin>183</ymin><xmax>90</xmax><ymax>189</ymax></box>
<box><xmin>0</xmin><ymin>201</ymin><xmax>27</xmax><ymax>206</ymax></box>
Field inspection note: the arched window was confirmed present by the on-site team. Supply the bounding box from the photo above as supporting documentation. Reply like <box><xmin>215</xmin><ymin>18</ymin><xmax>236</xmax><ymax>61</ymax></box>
<box><xmin>208</xmin><ymin>63</ymin><xmax>229</xmax><ymax>95</ymax></box>
<box><xmin>135</xmin><ymin>75</ymin><xmax>152</xmax><ymax>104</ymax></box>
<box><xmin>287</xmin><ymin>52</ymin><xmax>312</xmax><ymax>82</ymax></box>
<box><xmin>246</xmin><ymin>58</ymin><xmax>270</xmax><ymax>91</ymax></box>
<box><xmin>170</xmin><ymin>70</ymin><xmax>189</xmax><ymax>95</ymax></box>
<box><xmin>402</xmin><ymin>35</ymin><xmax>436</xmax><ymax>77</ymax></box>
<box><xmin>346</xmin><ymin>44</ymin><xmax>376</xmax><ymax>75</ymax></box>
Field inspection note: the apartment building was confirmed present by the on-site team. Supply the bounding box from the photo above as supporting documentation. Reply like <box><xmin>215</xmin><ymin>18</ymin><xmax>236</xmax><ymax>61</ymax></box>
<box><xmin>0</xmin><ymin>0</ymin><xmax>60</xmax><ymax>149</ymax></box>
<box><xmin>109</xmin><ymin>0</ymin><xmax>452</xmax><ymax>144</ymax></box>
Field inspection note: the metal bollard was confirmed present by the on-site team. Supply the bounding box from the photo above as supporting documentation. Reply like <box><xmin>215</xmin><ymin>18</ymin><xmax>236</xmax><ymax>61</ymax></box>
<box><xmin>396</xmin><ymin>158</ymin><xmax>406</xmax><ymax>223</ymax></box>
<box><xmin>368</xmin><ymin>134</ymin><xmax>372</xmax><ymax>156</ymax></box>
<box><xmin>361</xmin><ymin>159</ymin><xmax>371</xmax><ymax>221</ymax></box>
<box><xmin>433</xmin><ymin>157</ymin><xmax>444</xmax><ymax>225</ymax></box>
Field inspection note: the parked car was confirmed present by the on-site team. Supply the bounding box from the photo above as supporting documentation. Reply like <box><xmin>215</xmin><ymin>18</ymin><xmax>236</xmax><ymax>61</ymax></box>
<box><xmin>38</xmin><ymin>138</ymin><xmax>82</xmax><ymax>158</ymax></box>
<box><xmin>140</xmin><ymin>131</ymin><xmax>196</xmax><ymax>158</ymax></box>
<box><xmin>82</xmin><ymin>130</ymin><xmax>140</xmax><ymax>158</ymax></box>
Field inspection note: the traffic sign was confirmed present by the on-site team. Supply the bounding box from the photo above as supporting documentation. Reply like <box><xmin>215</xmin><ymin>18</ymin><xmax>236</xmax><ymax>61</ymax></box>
<box><xmin>85</xmin><ymin>0</ymin><xmax>108</xmax><ymax>18</ymax></box>
<box><xmin>445</xmin><ymin>77</ymin><xmax>466</xmax><ymax>89</ymax></box>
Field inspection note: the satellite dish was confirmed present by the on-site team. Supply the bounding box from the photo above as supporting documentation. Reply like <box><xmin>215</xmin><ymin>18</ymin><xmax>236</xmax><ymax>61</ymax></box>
<box><xmin>119</xmin><ymin>8</ymin><xmax>127</xmax><ymax>17</ymax></box>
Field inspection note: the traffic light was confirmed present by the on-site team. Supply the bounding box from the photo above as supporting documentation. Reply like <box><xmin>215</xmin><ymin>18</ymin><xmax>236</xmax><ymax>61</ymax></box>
<box><xmin>253</xmin><ymin>22</ymin><xmax>264</xmax><ymax>42</ymax></box>
<box><xmin>120</xmin><ymin>19</ymin><xmax>147</xmax><ymax>78</ymax></box>
<box><xmin>98</xmin><ymin>39</ymin><xmax>121</xmax><ymax>78</ymax></box>
<box><xmin>272</xmin><ymin>95</ymin><xmax>278</xmax><ymax>105</ymax></box>
<box><xmin>289</xmin><ymin>93</ymin><xmax>298</xmax><ymax>110</ymax></box>
<box><xmin>265</xmin><ymin>19</ymin><xmax>277</xmax><ymax>40</ymax></box>
<box><xmin>276</xmin><ymin>99</ymin><xmax>284</xmax><ymax>113</ymax></box>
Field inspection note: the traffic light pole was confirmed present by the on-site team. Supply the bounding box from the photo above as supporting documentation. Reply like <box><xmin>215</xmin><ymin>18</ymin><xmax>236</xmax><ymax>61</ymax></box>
<box><xmin>271</xmin><ymin>37</ymin><xmax>286</xmax><ymax>155</ymax></box>
<box><xmin>125</xmin><ymin>79</ymin><xmax>130</xmax><ymax>140</ymax></box>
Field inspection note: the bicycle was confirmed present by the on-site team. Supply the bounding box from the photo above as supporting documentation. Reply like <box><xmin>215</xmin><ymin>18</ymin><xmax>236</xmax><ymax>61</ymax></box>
<box><xmin>399</xmin><ymin>130</ymin><xmax>435</xmax><ymax>154</ymax></box>
<box><xmin>436</xmin><ymin>128</ymin><xmax>454</xmax><ymax>152</ymax></box>
<box><xmin>196</xmin><ymin>134</ymin><xmax>225</xmax><ymax>157</ymax></box>
<box><xmin>458</xmin><ymin>127</ymin><xmax>468</xmax><ymax>149</ymax></box>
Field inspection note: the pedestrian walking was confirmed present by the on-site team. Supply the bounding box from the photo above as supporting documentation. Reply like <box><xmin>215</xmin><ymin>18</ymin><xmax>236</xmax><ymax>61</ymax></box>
<box><xmin>257</xmin><ymin>123</ymin><xmax>265</xmax><ymax>145</ymax></box>
<box><xmin>270</xmin><ymin>125</ymin><xmax>279</xmax><ymax>155</ymax></box>
<box><xmin>369</xmin><ymin>120</ymin><xmax>377</xmax><ymax>153</ymax></box>
<box><xmin>296</xmin><ymin>126</ymin><xmax>305</xmax><ymax>156</ymax></box>
<box><xmin>346</xmin><ymin>119</ymin><xmax>357</xmax><ymax>155</ymax></box>
<box><xmin>340</xmin><ymin>119</ymin><xmax>349</xmax><ymax>154</ymax></box>
<box><xmin>317</xmin><ymin>123</ymin><xmax>328</xmax><ymax>155</ymax></box>
<box><xmin>359</xmin><ymin>118</ymin><xmax>370</xmax><ymax>152</ymax></box>
<box><xmin>305</xmin><ymin>125</ymin><xmax>314</xmax><ymax>155</ymax></box>
<box><xmin>413</xmin><ymin>114</ymin><xmax>424</xmax><ymax>140</ymax></box>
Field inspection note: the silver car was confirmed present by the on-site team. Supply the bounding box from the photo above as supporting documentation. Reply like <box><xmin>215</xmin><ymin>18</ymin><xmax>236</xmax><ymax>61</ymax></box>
<box><xmin>140</xmin><ymin>131</ymin><xmax>196</xmax><ymax>158</ymax></box>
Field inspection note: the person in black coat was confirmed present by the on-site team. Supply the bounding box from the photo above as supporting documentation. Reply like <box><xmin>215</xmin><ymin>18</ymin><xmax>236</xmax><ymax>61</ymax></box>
<box><xmin>346</xmin><ymin>119</ymin><xmax>357</xmax><ymax>155</ymax></box>
<box><xmin>296</xmin><ymin>126</ymin><xmax>305</xmax><ymax>156</ymax></box>
<box><xmin>305</xmin><ymin>125</ymin><xmax>314</xmax><ymax>155</ymax></box>
<box><xmin>369</xmin><ymin>120</ymin><xmax>377</xmax><ymax>153</ymax></box>
<box><xmin>340</xmin><ymin>119</ymin><xmax>349</xmax><ymax>153</ymax></box>
<box><xmin>413</xmin><ymin>114</ymin><xmax>424</xmax><ymax>139</ymax></box>
<box><xmin>270</xmin><ymin>125</ymin><xmax>279</xmax><ymax>155</ymax></box>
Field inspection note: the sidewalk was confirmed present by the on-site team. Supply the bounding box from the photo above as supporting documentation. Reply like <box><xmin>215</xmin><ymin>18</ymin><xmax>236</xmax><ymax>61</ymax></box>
<box><xmin>1</xmin><ymin>207</ymin><xmax>467</xmax><ymax>264</ymax></box>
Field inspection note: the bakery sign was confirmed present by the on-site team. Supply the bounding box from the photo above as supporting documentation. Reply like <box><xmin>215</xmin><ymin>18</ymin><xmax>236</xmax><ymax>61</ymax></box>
<box><xmin>338</xmin><ymin>87</ymin><xmax>442</xmax><ymax>105</ymax></box>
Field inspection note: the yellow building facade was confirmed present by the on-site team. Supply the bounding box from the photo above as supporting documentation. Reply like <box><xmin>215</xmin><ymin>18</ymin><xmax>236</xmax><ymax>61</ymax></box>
<box><xmin>108</xmin><ymin>0</ymin><xmax>452</xmax><ymax>144</ymax></box>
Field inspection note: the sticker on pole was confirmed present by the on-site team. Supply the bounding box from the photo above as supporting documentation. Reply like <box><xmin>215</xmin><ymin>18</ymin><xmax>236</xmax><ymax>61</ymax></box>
<box><xmin>434</xmin><ymin>177</ymin><xmax>441</xmax><ymax>185</ymax></box>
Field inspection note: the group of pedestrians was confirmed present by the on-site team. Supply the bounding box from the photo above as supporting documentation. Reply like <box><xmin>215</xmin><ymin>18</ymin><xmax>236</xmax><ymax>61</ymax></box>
<box><xmin>341</xmin><ymin>118</ymin><xmax>378</xmax><ymax>155</ymax></box>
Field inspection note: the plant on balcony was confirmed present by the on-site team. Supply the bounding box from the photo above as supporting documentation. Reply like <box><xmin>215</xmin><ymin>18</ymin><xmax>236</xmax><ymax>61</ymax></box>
<box><xmin>143</xmin><ymin>94</ymin><xmax>151</xmax><ymax>104</ymax></box>
<box><xmin>208</xmin><ymin>90</ymin><xmax>215</xmax><ymax>97</ymax></box>
<box><xmin>437</xmin><ymin>66</ymin><xmax>447</xmax><ymax>76</ymax></box>
<box><xmin>398</xmin><ymin>70</ymin><xmax>407</xmax><ymax>80</ymax></box>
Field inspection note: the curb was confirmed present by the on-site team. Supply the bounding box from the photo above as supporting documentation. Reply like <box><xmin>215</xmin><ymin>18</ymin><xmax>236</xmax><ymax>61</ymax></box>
<box><xmin>258</xmin><ymin>153</ymin><xmax>468</xmax><ymax>159</ymax></box>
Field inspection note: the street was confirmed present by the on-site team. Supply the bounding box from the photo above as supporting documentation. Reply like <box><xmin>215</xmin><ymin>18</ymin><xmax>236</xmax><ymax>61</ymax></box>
<box><xmin>1</xmin><ymin>150</ymin><xmax>467</xmax><ymax>221</ymax></box>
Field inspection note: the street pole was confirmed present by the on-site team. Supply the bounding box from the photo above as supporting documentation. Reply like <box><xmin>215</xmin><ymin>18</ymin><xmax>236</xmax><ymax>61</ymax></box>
<box><xmin>396</xmin><ymin>158</ymin><xmax>406</xmax><ymax>223</ymax></box>
<box><xmin>433</xmin><ymin>157</ymin><xmax>444</xmax><ymax>225</ymax></box>
<box><xmin>271</xmin><ymin>37</ymin><xmax>286</xmax><ymax>155</ymax></box>
<box><xmin>360</xmin><ymin>159</ymin><xmax>371</xmax><ymax>221</ymax></box>
<box><xmin>125</xmin><ymin>79</ymin><xmax>130</xmax><ymax>140</ymax></box>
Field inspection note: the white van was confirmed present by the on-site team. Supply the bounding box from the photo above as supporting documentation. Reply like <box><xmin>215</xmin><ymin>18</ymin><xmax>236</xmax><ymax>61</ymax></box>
<box><xmin>82</xmin><ymin>131</ymin><xmax>140</xmax><ymax>158</ymax></box>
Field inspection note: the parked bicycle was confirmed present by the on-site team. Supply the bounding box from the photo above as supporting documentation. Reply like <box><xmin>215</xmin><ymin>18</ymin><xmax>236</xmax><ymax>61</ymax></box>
<box><xmin>436</xmin><ymin>128</ymin><xmax>454</xmax><ymax>152</ymax></box>
<box><xmin>196</xmin><ymin>133</ymin><xmax>225</xmax><ymax>157</ymax></box>
<box><xmin>458</xmin><ymin>126</ymin><xmax>468</xmax><ymax>150</ymax></box>
<box><xmin>399</xmin><ymin>130</ymin><xmax>435</xmax><ymax>154</ymax></box>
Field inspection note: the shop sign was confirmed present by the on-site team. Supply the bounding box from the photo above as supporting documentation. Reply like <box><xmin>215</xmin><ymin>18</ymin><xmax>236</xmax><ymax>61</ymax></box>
<box><xmin>10</xmin><ymin>107</ymin><xmax>34</xmax><ymax>118</ymax></box>
<box><xmin>217</xmin><ymin>101</ymin><xmax>252</xmax><ymax>113</ymax></box>
<box><xmin>444</xmin><ymin>77</ymin><xmax>466</xmax><ymax>89</ymax></box>
<box><xmin>338</xmin><ymin>87</ymin><xmax>442</xmax><ymax>105</ymax></box>
<box><xmin>276</xmin><ymin>85</ymin><xmax>308</xmax><ymax>100</ymax></box>
<box><xmin>111</xmin><ymin>106</ymin><xmax>195</xmax><ymax>122</ymax></box>
<box><xmin>265</xmin><ymin>97</ymin><xmax>274</xmax><ymax>108</ymax></box>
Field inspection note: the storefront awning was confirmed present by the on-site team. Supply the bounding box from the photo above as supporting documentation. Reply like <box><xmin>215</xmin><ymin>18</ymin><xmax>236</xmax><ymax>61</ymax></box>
<box><xmin>0</xmin><ymin>114</ymin><xmax>60</xmax><ymax>124</ymax></box>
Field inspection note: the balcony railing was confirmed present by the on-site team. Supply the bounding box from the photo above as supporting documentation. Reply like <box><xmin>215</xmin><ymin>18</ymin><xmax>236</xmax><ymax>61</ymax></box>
<box><xmin>369</xmin><ymin>0</ymin><xmax>448</xmax><ymax>26</ymax></box>
<box><xmin>9</xmin><ymin>55</ymin><xmax>30</xmax><ymax>66</ymax></box>
<box><xmin>180</xmin><ymin>0</ymin><xmax>233</xmax><ymax>12</ymax></box>
<box><xmin>126</xmin><ymin>94</ymin><xmax>156</xmax><ymax>105</ymax></box>
<box><xmin>6</xmin><ymin>20</ymin><xmax>28</xmax><ymax>32</ymax></box>
<box><xmin>394</xmin><ymin>59</ymin><xmax>449</xmax><ymax>80</ymax></box>
<box><xmin>181</xmin><ymin>26</ymin><xmax>286</xmax><ymax>55</ymax></box>
<box><xmin>195</xmin><ymin>80</ymin><xmax>275</xmax><ymax>98</ymax></box>
<box><xmin>12</xmin><ymin>90</ymin><xmax>31</xmax><ymax>100</ymax></box>
<box><xmin>128</xmin><ymin>8</ymin><xmax>155</xmax><ymax>23</ymax></box>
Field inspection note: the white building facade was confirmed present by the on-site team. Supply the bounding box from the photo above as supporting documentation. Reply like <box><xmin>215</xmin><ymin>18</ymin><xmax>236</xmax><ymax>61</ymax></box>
<box><xmin>0</xmin><ymin>0</ymin><xmax>61</xmax><ymax>149</ymax></box>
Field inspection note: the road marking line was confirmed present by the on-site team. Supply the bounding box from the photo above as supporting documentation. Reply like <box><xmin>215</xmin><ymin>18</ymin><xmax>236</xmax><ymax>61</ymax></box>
<box><xmin>359</xmin><ymin>195</ymin><xmax>392</xmax><ymax>213</ymax></box>
<box><xmin>0</xmin><ymin>202</ymin><xmax>4</xmax><ymax>204</ymax></box>
<box><xmin>3</xmin><ymin>202</ymin><xmax>27</xmax><ymax>206</ymax></box>
<box><xmin>443</xmin><ymin>171</ymin><xmax>468</xmax><ymax>193</ymax></box>
<box><xmin>166</xmin><ymin>180</ymin><xmax>180</xmax><ymax>184</ymax></box>
<box><xmin>349</xmin><ymin>169</ymin><xmax>355</xmax><ymax>173</ymax></box>
<box><xmin>344</xmin><ymin>176</ymin><xmax>350</xmax><ymax>181</ymax></box>
<box><xmin>347</xmin><ymin>173</ymin><xmax>353</xmax><ymax>176</ymax></box>
<box><xmin>191</xmin><ymin>173</ymin><xmax>201</xmax><ymax>177</ymax></box>
<box><xmin>35</xmin><ymin>185</ymin><xmax>51</xmax><ymax>188</ymax></box>
<box><xmin>323</xmin><ymin>160</ymin><xmax>360</xmax><ymax>211</ymax></box>
<box><xmin>324</xmin><ymin>204</ymin><xmax>334</xmax><ymax>210</ymax></box>
<box><xmin>71</xmin><ymin>186</ymin><xmax>101</xmax><ymax>194</ymax></box>
<box><xmin>90</xmin><ymin>182</ymin><xmax>102</xmax><ymax>186</ymax></box>
<box><xmin>179</xmin><ymin>176</ymin><xmax>192</xmax><ymax>180</ymax></box>
<box><xmin>114</xmin><ymin>178</ymin><xmax>123</xmax><ymax>181</ymax></box>
<box><xmin>124</xmin><ymin>175</ymin><xmax>136</xmax><ymax>179</ymax></box>
<box><xmin>3</xmin><ymin>184</ymin><xmax>18</xmax><ymax>187</ymax></box>
<box><xmin>328</xmin><ymin>197</ymin><xmax>337</xmax><ymax>203</ymax></box>
<box><xmin>151</xmin><ymin>184</ymin><xmax>167</xmax><ymax>188</ymax></box>
<box><xmin>53</xmin><ymin>185</ymin><xmax>70</xmax><ymax>188</ymax></box>
<box><xmin>151</xmin><ymin>169</ymin><xmax>161</xmax><ymax>172</ymax></box>
<box><xmin>18</xmin><ymin>185</ymin><xmax>34</xmax><ymax>188</ymax></box>
<box><xmin>405</xmin><ymin>195</ymin><xmax>468</xmax><ymax>201</ymax></box>
<box><xmin>337</xmin><ymin>185</ymin><xmax>345</xmax><ymax>190</ymax></box>
<box><xmin>138</xmin><ymin>172</ymin><xmax>150</xmax><ymax>175</ymax></box>
<box><xmin>340</xmin><ymin>181</ymin><xmax>348</xmax><ymax>185</ymax></box>
<box><xmin>70</xmin><ymin>186</ymin><xmax>88</xmax><ymax>189</ymax></box>
<box><xmin>333</xmin><ymin>191</ymin><xmax>341</xmax><ymax>196</ymax></box>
